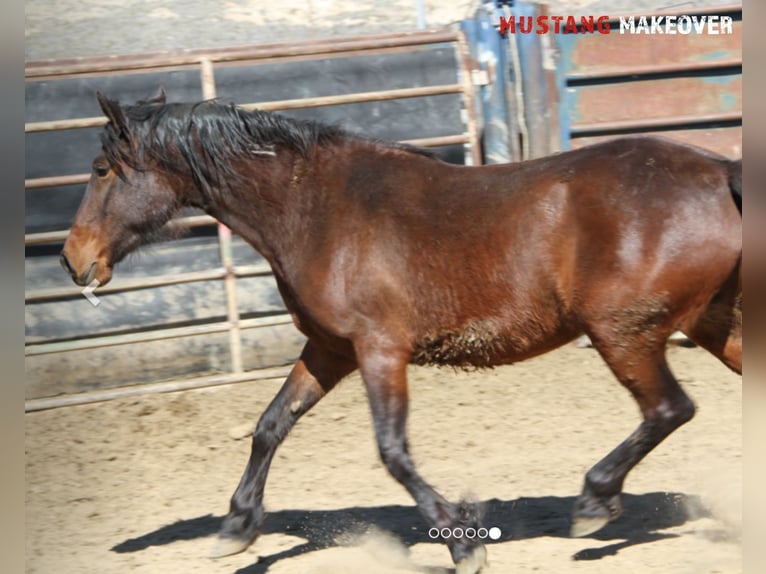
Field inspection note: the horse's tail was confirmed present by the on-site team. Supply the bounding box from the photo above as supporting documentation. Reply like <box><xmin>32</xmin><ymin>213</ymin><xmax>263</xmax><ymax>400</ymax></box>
<box><xmin>727</xmin><ymin>158</ymin><xmax>742</xmax><ymax>215</ymax></box>
<box><xmin>725</xmin><ymin>158</ymin><xmax>742</xmax><ymax>299</ymax></box>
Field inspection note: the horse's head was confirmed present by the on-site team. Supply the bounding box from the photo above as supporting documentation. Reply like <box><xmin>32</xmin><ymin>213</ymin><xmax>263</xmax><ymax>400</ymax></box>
<box><xmin>60</xmin><ymin>90</ymin><xmax>182</xmax><ymax>287</ymax></box>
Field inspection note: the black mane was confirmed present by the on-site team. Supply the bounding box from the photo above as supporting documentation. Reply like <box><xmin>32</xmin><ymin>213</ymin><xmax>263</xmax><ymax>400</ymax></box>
<box><xmin>101</xmin><ymin>99</ymin><xmax>435</xmax><ymax>192</ymax></box>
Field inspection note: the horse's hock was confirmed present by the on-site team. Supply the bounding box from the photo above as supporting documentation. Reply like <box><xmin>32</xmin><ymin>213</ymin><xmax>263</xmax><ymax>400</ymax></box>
<box><xmin>24</xmin><ymin>3</ymin><xmax>741</xmax><ymax>406</ymax></box>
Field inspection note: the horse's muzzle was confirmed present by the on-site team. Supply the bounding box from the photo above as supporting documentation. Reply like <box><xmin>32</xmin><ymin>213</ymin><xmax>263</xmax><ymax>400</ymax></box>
<box><xmin>60</xmin><ymin>253</ymin><xmax>98</xmax><ymax>287</ymax></box>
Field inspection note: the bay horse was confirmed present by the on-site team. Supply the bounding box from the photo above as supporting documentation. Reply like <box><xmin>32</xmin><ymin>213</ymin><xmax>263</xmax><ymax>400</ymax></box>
<box><xmin>60</xmin><ymin>90</ymin><xmax>742</xmax><ymax>573</ymax></box>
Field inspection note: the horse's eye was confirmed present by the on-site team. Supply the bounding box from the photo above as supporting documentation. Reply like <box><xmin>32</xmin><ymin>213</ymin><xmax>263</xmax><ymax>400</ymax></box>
<box><xmin>93</xmin><ymin>163</ymin><xmax>110</xmax><ymax>178</ymax></box>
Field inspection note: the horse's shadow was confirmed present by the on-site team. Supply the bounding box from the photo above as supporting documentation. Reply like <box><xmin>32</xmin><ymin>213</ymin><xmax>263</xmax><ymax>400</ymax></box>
<box><xmin>111</xmin><ymin>492</ymin><xmax>716</xmax><ymax>573</ymax></box>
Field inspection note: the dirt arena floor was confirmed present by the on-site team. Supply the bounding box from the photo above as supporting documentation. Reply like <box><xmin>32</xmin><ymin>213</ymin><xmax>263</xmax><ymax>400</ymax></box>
<box><xmin>26</xmin><ymin>343</ymin><xmax>741</xmax><ymax>574</ymax></box>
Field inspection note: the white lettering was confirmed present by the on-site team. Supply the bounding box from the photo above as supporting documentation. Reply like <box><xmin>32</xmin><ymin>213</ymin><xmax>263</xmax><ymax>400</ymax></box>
<box><xmin>721</xmin><ymin>16</ymin><xmax>733</xmax><ymax>34</ymax></box>
<box><xmin>708</xmin><ymin>15</ymin><xmax>720</xmax><ymax>34</ymax></box>
<box><xmin>619</xmin><ymin>13</ymin><xmax>734</xmax><ymax>35</ymax></box>
<box><xmin>677</xmin><ymin>15</ymin><xmax>692</xmax><ymax>34</ymax></box>
<box><xmin>619</xmin><ymin>15</ymin><xmax>635</xmax><ymax>33</ymax></box>
<box><xmin>636</xmin><ymin>15</ymin><xmax>649</xmax><ymax>34</ymax></box>
<box><xmin>692</xmin><ymin>15</ymin><xmax>707</xmax><ymax>33</ymax></box>
<box><xmin>666</xmin><ymin>15</ymin><xmax>676</xmax><ymax>35</ymax></box>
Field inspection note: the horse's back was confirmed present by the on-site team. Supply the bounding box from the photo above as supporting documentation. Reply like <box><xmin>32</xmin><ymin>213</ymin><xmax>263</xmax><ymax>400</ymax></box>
<box><xmin>302</xmin><ymin>136</ymin><xmax>741</xmax><ymax>367</ymax></box>
<box><xmin>418</xmin><ymin>137</ymin><xmax>740</xmax><ymax>362</ymax></box>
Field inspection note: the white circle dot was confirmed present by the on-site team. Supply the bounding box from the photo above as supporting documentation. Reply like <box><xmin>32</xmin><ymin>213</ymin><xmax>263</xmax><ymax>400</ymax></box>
<box><xmin>488</xmin><ymin>526</ymin><xmax>501</xmax><ymax>540</ymax></box>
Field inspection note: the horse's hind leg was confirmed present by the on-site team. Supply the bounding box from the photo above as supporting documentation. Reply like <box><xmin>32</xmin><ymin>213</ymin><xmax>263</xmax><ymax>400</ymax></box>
<box><xmin>682</xmin><ymin>268</ymin><xmax>742</xmax><ymax>374</ymax></box>
<box><xmin>212</xmin><ymin>341</ymin><xmax>356</xmax><ymax>557</ymax></box>
<box><xmin>357</xmin><ymin>345</ymin><xmax>487</xmax><ymax>574</ymax></box>
<box><xmin>571</xmin><ymin>332</ymin><xmax>695</xmax><ymax>537</ymax></box>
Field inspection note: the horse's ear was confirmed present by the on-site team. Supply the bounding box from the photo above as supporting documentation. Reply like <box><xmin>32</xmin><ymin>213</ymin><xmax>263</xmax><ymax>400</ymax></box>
<box><xmin>139</xmin><ymin>87</ymin><xmax>167</xmax><ymax>106</ymax></box>
<box><xmin>96</xmin><ymin>91</ymin><xmax>129</xmax><ymax>139</ymax></box>
<box><xmin>150</xmin><ymin>86</ymin><xmax>167</xmax><ymax>105</ymax></box>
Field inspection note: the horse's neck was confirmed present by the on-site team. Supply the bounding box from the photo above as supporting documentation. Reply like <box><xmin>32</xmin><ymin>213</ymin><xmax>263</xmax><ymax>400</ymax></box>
<box><xmin>201</xmin><ymin>149</ymin><xmax>331</xmax><ymax>275</ymax></box>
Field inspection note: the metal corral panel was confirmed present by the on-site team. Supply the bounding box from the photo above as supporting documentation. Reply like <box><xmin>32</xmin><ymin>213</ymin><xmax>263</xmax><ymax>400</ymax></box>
<box><xmin>25</xmin><ymin>31</ymin><xmax>482</xmax><ymax>404</ymax></box>
<box><xmin>561</xmin><ymin>17</ymin><xmax>741</xmax><ymax>76</ymax></box>
<box><xmin>555</xmin><ymin>4</ymin><xmax>741</xmax><ymax>159</ymax></box>
<box><xmin>568</xmin><ymin>74</ymin><xmax>741</xmax><ymax>127</ymax></box>
<box><xmin>25</xmin><ymin>324</ymin><xmax>307</xmax><ymax>399</ymax></box>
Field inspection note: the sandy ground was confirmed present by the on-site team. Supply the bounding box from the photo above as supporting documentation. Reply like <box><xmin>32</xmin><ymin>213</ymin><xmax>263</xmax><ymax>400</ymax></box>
<box><xmin>26</xmin><ymin>343</ymin><xmax>742</xmax><ymax>574</ymax></box>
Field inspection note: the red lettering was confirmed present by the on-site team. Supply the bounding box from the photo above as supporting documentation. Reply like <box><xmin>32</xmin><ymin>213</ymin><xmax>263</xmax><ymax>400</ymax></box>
<box><xmin>564</xmin><ymin>15</ymin><xmax>578</xmax><ymax>34</ymax></box>
<box><xmin>498</xmin><ymin>15</ymin><xmax>513</xmax><ymax>36</ymax></box>
<box><xmin>519</xmin><ymin>16</ymin><xmax>533</xmax><ymax>34</ymax></box>
<box><xmin>498</xmin><ymin>13</ymin><xmax>612</xmax><ymax>35</ymax></box>
<box><xmin>579</xmin><ymin>16</ymin><xmax>595</xmax><ymax>34</ymax></box>
<box><xmin>536</xmin><ymin>15</ymin><xmax>549</xmax><ymax>34</ymax></box>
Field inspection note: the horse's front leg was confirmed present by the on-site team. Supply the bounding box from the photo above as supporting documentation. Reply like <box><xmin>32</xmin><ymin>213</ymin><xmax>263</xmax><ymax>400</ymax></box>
<box><xmin>211</xmin><ymin>341</ymin><xmax>356</xmax><ymax>557</ymax></box>
<box><xmin>357</xmin><ymin>344</ymin><xmax>488</xmax><ymax>574</ymax></box>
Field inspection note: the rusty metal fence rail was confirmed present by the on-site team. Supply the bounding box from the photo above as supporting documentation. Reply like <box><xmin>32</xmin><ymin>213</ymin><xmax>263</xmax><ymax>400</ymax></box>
<box><xmin>554</xmin><ymin>3</ymin><xmax>742</xmax><ymax>158</ymax></box>
<box><xmin>24</xmin><ymin>29</ymin><xmax>485</xmax><ymax>411</ymax></box>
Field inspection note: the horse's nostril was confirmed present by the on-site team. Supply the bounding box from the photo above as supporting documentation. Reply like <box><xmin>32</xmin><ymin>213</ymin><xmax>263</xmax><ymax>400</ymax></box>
<box><xmin>60</xmin><ymin>253</ymin><xmax>74</xmax><ymax>276</ymax></box>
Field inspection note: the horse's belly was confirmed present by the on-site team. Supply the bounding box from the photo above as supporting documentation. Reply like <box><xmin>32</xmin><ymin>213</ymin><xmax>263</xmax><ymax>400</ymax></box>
<box><xmin>410</xmin><ymin>318</ymin><xmax>578</xmax><ymax>369</ymax></box>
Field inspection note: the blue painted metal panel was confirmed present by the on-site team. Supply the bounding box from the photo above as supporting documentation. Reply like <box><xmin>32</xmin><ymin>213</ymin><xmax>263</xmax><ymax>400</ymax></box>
<box><xmin>461</xmin><ymin>10</ymin><xmax>516</xmax><ymax>163</ymax></box>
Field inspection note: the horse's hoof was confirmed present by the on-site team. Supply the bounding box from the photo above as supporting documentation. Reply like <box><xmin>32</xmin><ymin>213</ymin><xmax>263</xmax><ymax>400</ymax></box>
<box><xmin>570</xmin><ymin>514</ymin><xmax>610</xmax><ymax>538</ymax></box>
<box><xmin>209</xmin><ymin>535</ymin><xmax>253</xmax><ymax>558</ymax></box>
<box><xmin>571</xmin><ymin>491</ymin><xmax>622</xmax><ymax>537</ymax></box>
<box><xmin>455</xmin><ymin>545</ymin><xmax>488</xmax><ymax>574</ymax></box>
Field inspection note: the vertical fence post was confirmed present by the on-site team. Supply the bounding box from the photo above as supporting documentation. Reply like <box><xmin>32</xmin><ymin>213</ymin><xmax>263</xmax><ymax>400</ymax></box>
<box><xmin>461</xmin><ymin>10</ymin><xmax>520</xmax><ymax>164</ymax></box>
<box><xmin>200</xmin><ymin>57</ymin><xmax>244</xmax><ymax>374</ymax></box>
<box><xmin>511</xmin><ymin>1</ymin><xmax>551</xmax><ymax>159</ymax></box>
<box><xmin>455</xmin><ymin>31</ymin><xmax>483</xmax><ymax>166</ymax></box>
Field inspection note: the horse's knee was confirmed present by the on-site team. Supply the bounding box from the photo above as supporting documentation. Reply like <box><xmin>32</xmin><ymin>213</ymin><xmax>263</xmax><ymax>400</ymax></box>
<box><xmin>253</xmin><ymin>410</ymin><xmax>294</xmax><ymax>450</ymax></box>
